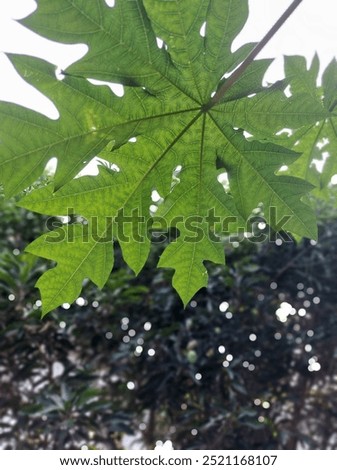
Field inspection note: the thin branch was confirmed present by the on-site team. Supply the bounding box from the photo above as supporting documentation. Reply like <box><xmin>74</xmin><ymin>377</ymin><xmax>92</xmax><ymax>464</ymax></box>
<box><xmin>206</xmin><ymin>0</ymin><xmax>304</xmax><ymax>110</ymax></box>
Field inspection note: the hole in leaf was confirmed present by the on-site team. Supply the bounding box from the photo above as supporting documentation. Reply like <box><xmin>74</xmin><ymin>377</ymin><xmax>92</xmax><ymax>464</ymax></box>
<box><xmin>199</xmin><ymin>22</ymin><xmax>206</xmax><ymax>37</ymax></box>
<box><xmin>330</xmin><ymin>174</ymin><xmax>337</xmax><ymax>185</ymax></box>
<box><xmin>151</xmin><ymin>190</ymin><xmax>161</xmax><ymax>202</ymax></box>
<box><xmin>110</xmin><ymin>83</ymin><xmax>124</xmax><ymax>97</ymax></box>
<box><xmin>284</xmin><ymin>85</ymin><xmax>292</xmax><ymax>97</ymax></box>
<box><xmin>316</xmin><ymin>137</ymin><xmax>329</xmax><ymax>149</ymax></box>
<box><xmin>243</xmin><ymin>130</ymin><xmax>253</xmax><ymax>139</ymax></box>
<box><xmin>55</xmin><ymin>67</ymin><xmax>65</xmax><ymax>81</ymax></box>
<box><xmin>279</xmin><ymin>165</ymin><xmax>288</xmax><ymax>172</ymax></box>
<box><xmin>174</xmin><ymin>165</ymin><xmax>182</xmax><ymax>176</ymax></box>
<box><xmin>129</xmin><ymin>137</ymin><xmax>137</xmax><ymax>143</ymax></box>
<box><xmin>104</xmin><ymin>0</ymin><xmax>115</xmax><ymax>7</ymax></box>
<box><xmin>313</xmin><ymin>151</ymin><xmax>329</xmax><ymax>172</ymax></box>
<box><xmin>87</xmin><ymin>78</ymin><xmax>124</xmax><ymax>97</ymax></box>
<box><xmin>111</xmin><ymin>163</ymin><xmax>120</xmax><ymax>172</ymax></box>
<box><xmin>276</xmin><ymin>128</ymin><xmax>292</xmax><ymax>136</ymax></box>
<box><xmin>156</xmin><ymin>37</ymin><xmax>164</xmax><ymax>48</ymax></box>
<box><xmin>221</xmin><ymin>61</ymin><xmax>241</xmax><ymax>81</ymax></box>
<box><xmin>217</xmin><ymin>172</ymin><xmax>229</xmax><ymax>189</ymax></box>
<box><xmin>59</xmin><ymin>215</ymin><xmax>71</xmax><ymax>224</ymax></box>
<box><xmin>98</xmin><ymin>159</ymin><xmax>120</xmax><ymax>173</ymax></box>
<box><xmin>45</xmin><ymin>157</ymin><xmax>57</xmax><ymax>176</ymax></box>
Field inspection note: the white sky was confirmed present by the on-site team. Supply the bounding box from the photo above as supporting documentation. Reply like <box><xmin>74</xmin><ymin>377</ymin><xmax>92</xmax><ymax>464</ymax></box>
<box><xmin>0</xmin><ymin>0</ymin><xmax>336</xmax><ymax>119</ymax></box>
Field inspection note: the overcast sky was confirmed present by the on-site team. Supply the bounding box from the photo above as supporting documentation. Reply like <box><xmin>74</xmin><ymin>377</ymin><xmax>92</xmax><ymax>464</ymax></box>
<box><xmin>0</xmin><ymin>0</ymin><xmax>336</xmax><ymax>118</ymax></box>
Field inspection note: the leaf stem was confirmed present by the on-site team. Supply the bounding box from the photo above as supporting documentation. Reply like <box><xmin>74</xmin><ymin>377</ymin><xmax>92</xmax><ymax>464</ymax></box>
<box><xmin>328</xmin><ymin>98</ymin><xmax>337</xmax><ymax>113</ymax></box>
<box><xmin>206</xmin><ymin>0</ymin><xmax>304</xmax><ymax>110</ymax></box>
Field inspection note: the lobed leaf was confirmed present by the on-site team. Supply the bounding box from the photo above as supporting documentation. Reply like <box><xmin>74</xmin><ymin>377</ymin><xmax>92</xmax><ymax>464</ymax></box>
<box><xmin>0</xmin><ymin>0</ymin><xmax>326</xmax><ymax>311</ymax></box>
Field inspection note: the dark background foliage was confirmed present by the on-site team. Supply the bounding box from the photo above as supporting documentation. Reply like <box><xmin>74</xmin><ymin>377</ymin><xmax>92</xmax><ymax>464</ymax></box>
<box><xmin>0</xmin><ymin>191</ymin><xmax>337</xmax><ymax>450</ymax></box>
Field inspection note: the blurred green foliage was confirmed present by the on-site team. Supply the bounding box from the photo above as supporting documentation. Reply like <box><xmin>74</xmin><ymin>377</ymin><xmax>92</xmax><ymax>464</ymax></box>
<box><xmin>0</xmin><ymin>191</ymin><xmax>337</xmax><ymax>449</ymax></box>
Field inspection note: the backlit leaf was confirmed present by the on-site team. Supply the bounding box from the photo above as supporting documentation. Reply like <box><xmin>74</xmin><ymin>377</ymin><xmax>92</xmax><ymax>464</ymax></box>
<box><xmin>0</xmin><ymin>0</ymin><xmax>327</xmax><ymax>313</ymax></box>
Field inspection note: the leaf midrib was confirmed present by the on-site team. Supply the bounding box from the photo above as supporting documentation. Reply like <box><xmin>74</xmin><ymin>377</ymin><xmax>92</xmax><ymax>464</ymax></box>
<box><xmin>66</xmin><ymin>0</ymin><xmax>202</xmax><ymax>105</ymax></box>
<box><xmin>209</xmin><ymin>113</ymin><xmax>315</xmax><ymax>237</ymax></box>
<box><xmin>0</xmin><ymin>107</ymin><xmax>200</xmax><ymax>166</ymax></box>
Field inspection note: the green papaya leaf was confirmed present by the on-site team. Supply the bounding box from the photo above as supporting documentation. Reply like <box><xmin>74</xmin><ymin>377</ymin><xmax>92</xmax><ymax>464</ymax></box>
<box><xmin>0</xmin><ymin>0</ymin><xmax>325</xmax><ymax>313</ymax></box>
